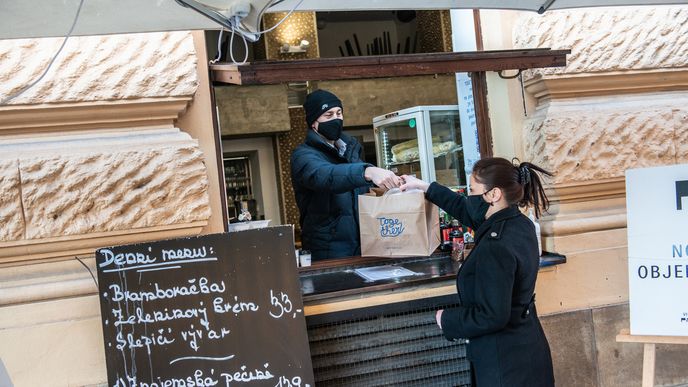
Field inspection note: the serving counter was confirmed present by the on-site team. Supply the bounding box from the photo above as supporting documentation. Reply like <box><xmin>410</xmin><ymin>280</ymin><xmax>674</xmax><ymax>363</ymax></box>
<box><xmin>298</xmin><ymin>252</ymin><xmax>566</xmax><ymax>386</ymax></box>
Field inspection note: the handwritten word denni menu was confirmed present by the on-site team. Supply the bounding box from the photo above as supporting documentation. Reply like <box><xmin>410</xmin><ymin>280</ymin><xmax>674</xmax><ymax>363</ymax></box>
<box><xmin>96</xmin><ymin>226</ymin><xmax>314</xmax><ymax>387</ymax></box>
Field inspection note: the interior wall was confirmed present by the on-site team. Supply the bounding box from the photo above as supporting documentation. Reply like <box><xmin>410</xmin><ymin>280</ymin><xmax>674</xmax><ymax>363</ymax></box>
<box><xmin>222</xmin><ymin>136</ymin><xmax>282</xmax><ymax>225</ymax></box>
<box><xmin>316</xmin><ymin>11</ymin><xmax>417</xmax><ymax>58</ymax></box>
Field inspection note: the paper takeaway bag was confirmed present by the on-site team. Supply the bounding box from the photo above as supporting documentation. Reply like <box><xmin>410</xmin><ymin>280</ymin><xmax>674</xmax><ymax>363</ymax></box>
<box><xmin>358</xmin><ymin>189</ymin><xmax>440</xmax><ymax>257</ymax></box>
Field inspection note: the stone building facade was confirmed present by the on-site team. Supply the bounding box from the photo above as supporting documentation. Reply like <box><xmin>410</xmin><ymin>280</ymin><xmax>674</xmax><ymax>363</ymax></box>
<box><xmin>509</xmin><ymin>6</ymin><xmax>688</xmax><ymax>386</ymax></box>
<box><xmin>2</xmin><ymin>5</ymin><xmax>688</xmax><ymax>387</ymax></box>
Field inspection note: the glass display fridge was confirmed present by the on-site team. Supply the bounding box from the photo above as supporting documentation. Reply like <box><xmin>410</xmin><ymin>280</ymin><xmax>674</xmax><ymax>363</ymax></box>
<box><xmin>373</xmin><ymin>105</ymin><xmax>479</xmax><ymax>190</ymax></box>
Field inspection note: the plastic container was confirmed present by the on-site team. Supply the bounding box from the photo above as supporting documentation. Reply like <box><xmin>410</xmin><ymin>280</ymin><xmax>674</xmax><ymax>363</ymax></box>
<box><xmin>227</xmin><ymin>219</ymin><xmax>271</xmax><ymax>232</ymax></box>
<box><xmin>527</xmin><ymin>209</ymin><xmax>542</xmax><ymax>256</ymax></box>
<box><xmin>299</xmin><ymin>250</ymin><xmax>312</xmax><ymax>267</ymax></box>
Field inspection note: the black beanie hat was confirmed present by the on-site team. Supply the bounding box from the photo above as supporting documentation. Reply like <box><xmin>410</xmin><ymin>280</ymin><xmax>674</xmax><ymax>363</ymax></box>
<box><xmin>303</xmin><ymin>89</ymin><xmax>343</xmax><ymax>128</ymax></box>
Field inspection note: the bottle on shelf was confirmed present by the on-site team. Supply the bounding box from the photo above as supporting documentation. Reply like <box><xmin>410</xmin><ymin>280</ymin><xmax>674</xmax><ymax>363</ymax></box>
<box><xmin>450</xmin><ymin>229</ymin><xmax>464</xmax><ymax>262</ymax></box>
<box><xmin>439</xmin><ymin>210</ymin><xmax>450</xmax><ymax>252</ymax></box>
<box><xmin>450</xmin><ymin>219</ymin><xmax>461</xmax><ymax>234</ymax></box>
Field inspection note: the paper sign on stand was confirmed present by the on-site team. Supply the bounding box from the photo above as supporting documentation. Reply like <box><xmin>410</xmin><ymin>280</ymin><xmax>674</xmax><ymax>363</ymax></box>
<box><xmin>626</xmin><ymin>164</ymin><xmax>688</xmax><ymax>336</ymax></box>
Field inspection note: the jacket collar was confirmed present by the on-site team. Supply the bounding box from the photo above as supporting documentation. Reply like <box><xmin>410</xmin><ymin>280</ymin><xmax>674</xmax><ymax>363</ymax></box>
<box><xmin>475</xmin><ymin>205</ymin><xmax>521</xmax><ymax>244</ymax></box>
<box><xmin>305</xmin><ymin>129</ymin><xmax>356</xmax><ymax>160</ymax></box>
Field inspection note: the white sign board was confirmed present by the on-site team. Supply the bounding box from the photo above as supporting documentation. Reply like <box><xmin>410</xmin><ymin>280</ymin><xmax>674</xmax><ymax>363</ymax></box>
<box><xmin>627</xmin><ymin>164</ymin><xmax>688</xmax><ymax>336</ymax></box>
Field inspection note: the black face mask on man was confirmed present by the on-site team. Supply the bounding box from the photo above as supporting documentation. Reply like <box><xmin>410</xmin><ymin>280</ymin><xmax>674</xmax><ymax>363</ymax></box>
<box><xmin>316</xmin><ymin>119</ymin><xmax>343</xmax><ymax>141</ymax></box>
<box><xmin>466</xmin><ymin>191</ymin><xmax>491</xmax><ymax>222</ymax></box>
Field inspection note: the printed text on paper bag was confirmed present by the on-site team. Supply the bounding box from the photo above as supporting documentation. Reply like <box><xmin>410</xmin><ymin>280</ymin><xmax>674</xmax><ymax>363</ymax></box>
<box><xmin>377</xmin><ymin>217</ymin><xmax>405</xmax><ymax>237</ymax></box>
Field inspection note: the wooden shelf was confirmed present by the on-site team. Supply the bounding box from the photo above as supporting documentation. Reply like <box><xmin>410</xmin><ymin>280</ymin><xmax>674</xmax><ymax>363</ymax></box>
<box><xmin>211</xmin><ymin>48</ymin><xmax>570</xmax><ymax>85</ymax></box>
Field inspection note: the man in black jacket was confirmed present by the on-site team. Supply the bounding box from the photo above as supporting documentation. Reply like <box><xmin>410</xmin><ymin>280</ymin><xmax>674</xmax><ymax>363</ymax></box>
<box><xmin>291</xmin><ymin>89</ymin><xmax>401</xmax><ymax>261</ymax></box>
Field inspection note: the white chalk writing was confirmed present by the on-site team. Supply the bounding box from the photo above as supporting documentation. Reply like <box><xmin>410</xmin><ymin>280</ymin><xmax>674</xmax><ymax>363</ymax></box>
<box><xmin>213</xmin><ymin>296</ymin><xmax>259</xmax><ymax>314</ymax></box>
<box><xmin>162</xmin><ymin>246</ymin><xmax>208</xmax><ymax>261</ymax></box>
<box><xmin>116</xmin><ymin>328</ymin><xmax>175</xmax><ymax>355</ymax></box>
<box><xmin>109</xmin><ymin>277</ymin><xmax>226</xmax><ymax>302</ymax></box>
<box><xmin>99</xmin><ymin>248</ymin><xmax>156</xmax><ymax>269</ymax></box>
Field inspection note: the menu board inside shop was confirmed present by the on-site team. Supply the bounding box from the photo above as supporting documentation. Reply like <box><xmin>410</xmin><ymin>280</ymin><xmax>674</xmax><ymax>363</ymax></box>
<box><xmin>96</xmin><ymin>226</ymin><xmax>314</xmax><ymax>387</ymax></box>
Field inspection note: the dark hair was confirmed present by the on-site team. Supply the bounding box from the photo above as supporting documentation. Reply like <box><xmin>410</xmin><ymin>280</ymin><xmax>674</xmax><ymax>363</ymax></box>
<box><xmin>472</xmin><ymin>157</ymin><xmax>553</xmax><ymax>218</ymax></box>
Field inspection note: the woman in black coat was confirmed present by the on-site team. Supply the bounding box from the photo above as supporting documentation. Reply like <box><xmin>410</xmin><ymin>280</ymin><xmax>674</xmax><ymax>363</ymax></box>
<box><xmin>401</xmin><ymin>157</ymin><xmax>555</xmax><ymax>387</ymax></box>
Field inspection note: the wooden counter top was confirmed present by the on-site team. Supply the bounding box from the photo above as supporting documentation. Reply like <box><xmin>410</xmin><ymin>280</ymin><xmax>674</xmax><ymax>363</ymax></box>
<box><xmin>299</xmin><ymin>251</ymin><xmax>566</xmax><ymax>304</ymax></box>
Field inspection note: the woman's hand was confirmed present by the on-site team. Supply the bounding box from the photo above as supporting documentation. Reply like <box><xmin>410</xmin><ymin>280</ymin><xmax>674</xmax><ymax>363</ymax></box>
<box><xmin>435</xmin><ymin>309</ymin><xmax>443</xmax><ymax>329</ymax></box>
<box><xmin>364</xmin><ymin>166</ymin><xmax>402</xmax><ymax>190</ymax></box>
<box><xmin>400</xmin><ymin>175</ymin><xmax>430</xmax><ymax>193</ymax></box>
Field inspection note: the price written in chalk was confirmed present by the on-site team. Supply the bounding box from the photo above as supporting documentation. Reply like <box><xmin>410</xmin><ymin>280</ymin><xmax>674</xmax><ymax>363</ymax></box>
<box><xmin>268</xmin><ymin>290</ymin><xmax>303</xmax><ymax>319</ymax></box>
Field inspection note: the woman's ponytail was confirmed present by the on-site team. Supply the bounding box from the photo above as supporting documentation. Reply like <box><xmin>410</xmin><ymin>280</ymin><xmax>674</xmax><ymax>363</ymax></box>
<box><xmin>515</xmin><ymin>161</ymin><xmax>553</xmax><ymax>219</ymax></box>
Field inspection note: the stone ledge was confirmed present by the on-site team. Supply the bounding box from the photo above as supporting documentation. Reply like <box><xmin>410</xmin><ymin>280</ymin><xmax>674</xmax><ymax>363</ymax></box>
<box><xmin>0</xmin><ymin>97</ymin><xmax>191</xmax><ymax>134</ymax></box>
<box><xmin>525</xmin><ymin>69</ymin><xmax>688</xmax><ymax>102</ymax></box>
<box><xmin>0</xmin><ymin>221</ymin><xmax>207</xmax><ymax>267</ymax></box>
<box><xmin>540</xmin><ymin>178</ymin><xmax>627</xmax><ymax>237</ymax></box>
<box><xmin>547</xmin><ymin>177</ymin><xmax>626</xmax><ymax>204</ymax></box>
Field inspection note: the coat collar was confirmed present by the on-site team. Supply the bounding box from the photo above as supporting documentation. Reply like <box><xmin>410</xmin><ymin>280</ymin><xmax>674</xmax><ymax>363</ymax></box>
<box><xmin>474</xmin><ymin>205</ymin><xmax>521</xmax><ymax>244</ymax></box>
<box><xmin>305</xmin><ymin>129</ymin><xmax>357</xmax><ymax>161</ymax></box>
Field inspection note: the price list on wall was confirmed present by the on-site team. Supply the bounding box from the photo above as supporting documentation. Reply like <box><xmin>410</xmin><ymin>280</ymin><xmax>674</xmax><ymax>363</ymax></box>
<box><xmin>96</xmin><ymin>226</ymin><xmax>314</xmax><ymax>387</ymax></box>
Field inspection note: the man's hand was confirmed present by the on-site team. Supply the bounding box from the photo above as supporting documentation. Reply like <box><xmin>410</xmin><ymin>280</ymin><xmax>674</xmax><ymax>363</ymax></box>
<box><xmin>400</xmin><ymin>174</ymin><xmax>430</xmax><ymax>193</ymax></box>
<box><xmin>436</xmin><ymin>309</ymin><xmax>443</xmax><ymax>329</ymax></box>
<box><xmin>364</xmin><ymin>166</ymin><xmax>402</xmax><ymax>190</ymax></box>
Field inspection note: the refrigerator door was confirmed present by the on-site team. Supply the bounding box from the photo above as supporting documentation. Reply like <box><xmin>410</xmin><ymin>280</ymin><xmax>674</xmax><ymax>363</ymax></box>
<box><xmin>424</xmin><ymin>109</ymin><xmax>465</xmax><ymax>188</ymax></box>
<box><xmin>373</xmin><ymin>106</ymin><xmax>466</xmax><ymax>190</ymax></box>
<box><xmin>373</xmin><ymin>112</ymin><xmax>428</xmax><ymax>180</ymax></box>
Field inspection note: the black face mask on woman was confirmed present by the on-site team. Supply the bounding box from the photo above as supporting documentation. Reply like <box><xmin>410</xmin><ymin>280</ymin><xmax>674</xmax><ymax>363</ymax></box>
<box><xmin>316</xmin><ymin>119</ymin><xmax>343</xmax><ymax>141</ymax></box>
<box><xmin>466</xmin><ymin>192</ymin><xmax>490</xmax><ymax>222</ymax></box>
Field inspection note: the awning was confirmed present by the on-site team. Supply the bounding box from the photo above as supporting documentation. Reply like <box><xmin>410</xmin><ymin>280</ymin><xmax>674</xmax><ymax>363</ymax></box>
<box><xmin>1</xmin><ymin>0</ymin><xmax>686</xmax><ymax>40</ymax></box>
<box><xmin>269</xmin><ymin>0</ymin><xmax>688</xmax><ymax>13</ymax></box>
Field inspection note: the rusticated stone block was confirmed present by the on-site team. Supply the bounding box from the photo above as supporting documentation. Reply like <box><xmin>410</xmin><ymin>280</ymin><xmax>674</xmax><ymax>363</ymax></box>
<box><xmin>524</xmin><ymin>106</ymin><xmax>676</xmax><ymax>183</ymax></box>
<box><xmin>11</xmin><ymin>132</ymin><xmax>211</xmax><ymax>240</ymax></box>
<box><xmin>514</xmin><ymin>6</ymin><xmax>688</xmax><ymax>79</ymax></box>
<box><xmin>0</xmin><ymin>159</ymin><xmax>24</xmax><ymax>241</ymax></box>
<box><xmin>0</xmin><ymin>31</ymin><xmax>198</xmax><ymax>105</ymax></box>
<box><xmin>675</xmin><ymin>108</ymin><xmax>688</xmax><ymax>165</ymax></box>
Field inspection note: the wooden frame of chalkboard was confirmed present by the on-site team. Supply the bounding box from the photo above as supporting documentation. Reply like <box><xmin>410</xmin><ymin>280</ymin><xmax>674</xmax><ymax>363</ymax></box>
<box><xmin>95</xmin><ymin>226</ymin><xmax>314</xmax><ymax>387</ymax></box>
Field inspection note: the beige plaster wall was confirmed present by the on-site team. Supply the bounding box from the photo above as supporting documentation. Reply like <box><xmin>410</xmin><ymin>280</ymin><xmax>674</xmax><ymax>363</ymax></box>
<box><xmin>176</xmin><ymin>30</ymin><xmax>226</xmax><ymax>235</ymax></box>
<box><xmin>479</xmin><ymin>10</ymin><xmax>526</xmax><ymax>159</ymax></box>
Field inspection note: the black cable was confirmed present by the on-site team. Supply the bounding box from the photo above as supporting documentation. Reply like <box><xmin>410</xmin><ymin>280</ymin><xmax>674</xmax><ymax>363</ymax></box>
<box><xmin>0</xmin><ymin>0</ymin><xmax>85</xmax><ymax>105</ymax></box>
<box><xmin>75</xmin><ymin>256</ymin><xmax>98</xmax><ymax>288</ymax></box>
<box><xmin>538</xmin><ymin>0</ymin><xmax>557</xmax><ymax>14</ymax></box>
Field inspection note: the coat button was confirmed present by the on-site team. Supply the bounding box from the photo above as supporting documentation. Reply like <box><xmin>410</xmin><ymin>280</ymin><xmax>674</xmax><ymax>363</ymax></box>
<box><xmin>490</xmin><ymin>232</ymin><xmax>497</xmax><ymax>237</ymax></box>
<box><xmin>465</xmin><ymin>339</ymin><xmax>470</xmax><ymax>344</ymax></box>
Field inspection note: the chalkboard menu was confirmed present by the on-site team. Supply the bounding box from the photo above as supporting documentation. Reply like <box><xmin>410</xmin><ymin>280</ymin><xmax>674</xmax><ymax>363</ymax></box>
<box><xmin>96</xmin><ymin>226</ymin><xmax>314</xmax><ymax>387</ymax></box>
